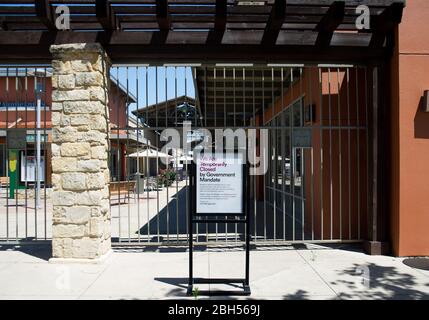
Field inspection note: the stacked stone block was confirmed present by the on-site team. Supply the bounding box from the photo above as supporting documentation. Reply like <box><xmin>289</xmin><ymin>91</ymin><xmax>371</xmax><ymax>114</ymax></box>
<box><xmin>50</xmin><ymin>43</ymin><xmax>111</xmax><ymax>260</ymax></box>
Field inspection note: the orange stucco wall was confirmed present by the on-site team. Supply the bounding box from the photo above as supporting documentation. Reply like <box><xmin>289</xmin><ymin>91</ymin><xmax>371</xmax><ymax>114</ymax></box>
<box><xmin>260</xmin><ymin>67</ymin><xmax>368</xmax><ymax>241</ymax></box>
<box><xmin>390</xmin><ymin>0</ymin><xmax>429</xmax><ymax>256</ymax></box>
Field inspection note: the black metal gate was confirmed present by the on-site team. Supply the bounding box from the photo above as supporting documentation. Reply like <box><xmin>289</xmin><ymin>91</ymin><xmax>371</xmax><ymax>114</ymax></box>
<box><xmin>0</xmin><ymin>65</ymin><xmax>51</xmax><ymax>244</ymax></box>
<box><xmin>109</xmin><ymin>64</ymin><xmax>370</xmax><ymax>246</ymax></box>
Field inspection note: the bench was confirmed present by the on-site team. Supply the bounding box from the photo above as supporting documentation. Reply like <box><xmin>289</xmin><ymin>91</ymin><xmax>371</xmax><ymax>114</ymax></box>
<box><xmin>0</xmin><ymin>177</ymin><xmax>9</xmax><ymax>187</ymax></box>
<box><xmin>109</xmin><ymin>181</ymin><xmax>136</xmax><ymax>204</ymax></box>
<box><xmin>0</xmin><ymin>177</ymin><xmax>9</xmax><ymax>193</ymax></box>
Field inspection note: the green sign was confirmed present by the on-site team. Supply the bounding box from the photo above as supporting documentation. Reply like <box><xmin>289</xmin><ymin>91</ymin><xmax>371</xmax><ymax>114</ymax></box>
<box><xmin>26</xmin><ymin>134</ymin><xmax>47</xmax><ymax>143</ymax></box>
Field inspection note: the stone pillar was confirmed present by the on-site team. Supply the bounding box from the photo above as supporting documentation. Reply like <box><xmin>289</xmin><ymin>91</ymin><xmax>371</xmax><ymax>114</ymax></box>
<box><xmin>49</xmin><ymin>43</ymin><xmax>111</xmax><ymax>262</ymax></box>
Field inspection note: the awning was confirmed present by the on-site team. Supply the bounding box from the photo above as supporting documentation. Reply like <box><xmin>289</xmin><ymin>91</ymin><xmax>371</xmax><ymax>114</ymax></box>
<box><xmin>127</xmin><ymin>149</ymin><xmax>172</xmax><ymax>159</ymax></box>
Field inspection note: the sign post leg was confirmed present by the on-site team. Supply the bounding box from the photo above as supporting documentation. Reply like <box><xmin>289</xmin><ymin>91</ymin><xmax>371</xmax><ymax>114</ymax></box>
<box><xmin>187</xmin><ymin>167</ymin><xmax>194</xmax><ymax>296</ymax></box>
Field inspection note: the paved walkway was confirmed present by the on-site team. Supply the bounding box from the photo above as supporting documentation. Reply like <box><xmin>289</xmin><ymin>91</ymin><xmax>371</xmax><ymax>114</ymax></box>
<box><xmin>0</xmin><ymin>243</ymin><xmax>428</xmax><ymax>300</ymax></box>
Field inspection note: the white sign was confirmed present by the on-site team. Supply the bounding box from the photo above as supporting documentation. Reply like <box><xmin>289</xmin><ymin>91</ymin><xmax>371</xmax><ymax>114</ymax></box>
<box><xmin>196</xmin><ymin>153</ymin><xmax>243</xmax><ymax>214</ymax></box>
<box><xmin>20</xmin><ymin>154</ymin><xmax>45</xmax><ymax>183</ymax></box>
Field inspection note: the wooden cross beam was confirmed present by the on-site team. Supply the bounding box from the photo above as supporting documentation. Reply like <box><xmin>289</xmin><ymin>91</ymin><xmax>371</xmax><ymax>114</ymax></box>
<box><xmin>152</xmin><ymin>0</ymin><xmax>171</xmax><ymax>44</ymax></box>
<box><xmin>34</xmin><ymin>0</ymin><xmax>55</xmax><ymax>30</ymax></box>
<box><xmin>96</xmin><ymin>0</ymin><xmax>116</xmax><ymax>30</ymax></box>
<box><xmin>0</xmin><ymin>17</ymin><xmax>6</xmax><ymax>31</ymax></box>
<box><xmin>156</xmin><ymin>0</ymin><xmax>171</xmax><ymax>31</ymax></box>
<box><xmin>261</xmin><ymin>0</ymin><xmax>287</xmax><ymax>46</ymax></box>
<box><xmin>370</xmin><ymin>2</ymin><xmax>404</xmax><ymax>48</ymax></box>
<box><xmin>207</xmin><ymin>0</ymin><xmax>227</xmax><ymax>45</ymax></box>
<box><xmin>315</xmin><ymin>1</ymin><xmax>345</xmax><ymax>47</ymax></box>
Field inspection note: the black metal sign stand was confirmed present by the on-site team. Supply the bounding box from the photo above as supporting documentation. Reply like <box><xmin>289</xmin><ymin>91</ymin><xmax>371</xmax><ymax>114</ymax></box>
<box><xmin>187</xmin><ymin>163</ymin><xmax>251</xmax><ymax>296</ymax></box>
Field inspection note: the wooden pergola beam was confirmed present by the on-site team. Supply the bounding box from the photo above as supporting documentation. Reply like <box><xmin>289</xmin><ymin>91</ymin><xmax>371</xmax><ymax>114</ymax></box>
<box><xmin>207</xmin><ymin>0</ymin><xmax>227</xmax><ymax>44</ymax></box>
<box><xmin>156</xmin><ymin>0</ymin><xmax>171</xmax><ymax>30</ymax></box>
<box><xmin>96</xmin><ymin>0</ymin><xmax>115</xmax><ymax>30</ymax></box>
<box><xmin>315</xmin><ymin>1</ymin><xmax>345</xmax><ymax>47</ymax></box>
<box><xmin>152</xmin><ymin>0</ymin><xmax>171</xmax><ymax>44</ymax></box>
<box><xmin>34</xmin><ymin>0</ymin><xmax>55</xmax><ymax>30</ymax></box>
<box><xmin>370</xmin><ymin>2</ymin><xmax>404</xmax><ymax>48</ymax></box>
<box><xmin>0</xmin><ymin>17</ymin><xmax>6</xmax><ymax>31</ymax></box>
<box><xmin>261</xmin><ymin>0</ymin><xmax>287</xmax><ymax>46</ymax></box>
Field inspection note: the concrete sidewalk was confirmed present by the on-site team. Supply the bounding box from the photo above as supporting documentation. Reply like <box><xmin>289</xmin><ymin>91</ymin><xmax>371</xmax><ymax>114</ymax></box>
<box><xmin>0</xmin><ymin>243</ymin><xmax>428</xmax><ymax>300</ymax></box>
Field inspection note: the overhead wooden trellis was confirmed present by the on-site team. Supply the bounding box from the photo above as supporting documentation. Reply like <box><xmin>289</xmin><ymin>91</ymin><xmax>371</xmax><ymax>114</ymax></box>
<box><xmin>0</xmin><ymin>0</ymin><xmax>405</xmax><ymax>63</ymax></box>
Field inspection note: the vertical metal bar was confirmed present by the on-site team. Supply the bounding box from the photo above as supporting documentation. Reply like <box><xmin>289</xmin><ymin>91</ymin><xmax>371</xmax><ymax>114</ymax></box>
<box><xmin>223</xmin><ymin>67</ymin><xmax>226</xmax><ymax>128</ymax></box>
<box><xmin>184</xmin><ymin>67</ymin><xmax>189</xmax><ymax>243</ymax></box>
<box><xmin>233</xmin><ymin>68</ymin><xmax>236</xmax><ymax>128</ymax></box>
<box><xmin>309</xmin><ymin>67</ymin><xmax>315</xmax><ymax>241</ymax></box>
<box><xmin>328</xmin><ymin>68</ymin><xmax>333</xmax><ymax>240</ymax></box>
<box><xmin>242</xmin><ymin>68</ymin><xmax>246</xmax><ymax>127</ymax></box>
<box><xmin>245</xmin><ymin>165</ymin><xmax>250</xmax><ymax>286</ymax></box>
<box><xmin>365</xmin><ymin>67</ymin><xmax>370</xmax><ymax>242</ymax></box>
<box><xmin>145</xmin><ymin>66</ymin><xmax>150</xmax><ymax>243</ymax></box>
<box><xmin>346</xmin><ymin>68</ymin><xmax>352</xmax><ymax>240</ymax></box>
<box><xmin>281</xmin><ymin>67</ymin><xmax>286</xmax><ymax>241</ymax></box>
<box><xmin>24</xmin><ymin>67</ymin><xmax>28</xmax><ymax>239</ymax></box>
<box><xmin>337</xmin><ymin>68</ymin><xmax>342</xmax><ymax>241</ymax></box>
<box><xmin>318</xmin><ymin>68</ymin><xmax>324</xmax><ymax>240</ymax></box>
<box><xmin>290</xmin><ymin>68</ymin><xmax>295</xmax><ymax>241</ymax></box>
<box><xmin>188</xmin><ymin>166</ymin><xmax>193</xmax><ymax>289</ymax></box>
<box><xmin>269</xmin><ymin>107</ymin><xmax>273</xmax><ymax>240</ymax></box>
<box><xmin>355</xmin><ymin>67</ymin><xmax>361</xmax><ymax>239</ymax></box>
<box><xmin>156</xmin><ymin>66</ymin><xmax>160</xmax><ymax>243</ymax></box>
<box><xmin>252</xmin><ymin>68</ymin><xmax>257</xmax><ymax>243</ymax></box>
<box><xmin>300</xmin><ymin>67</ymin><xmax>304</xmax><ymax>241</ymax></box>
<box><xmin>33</xmin><ymin>72</ymin><xmax>39</xmax><ymax>240</ymax></box>
<box><xmin>33</xmin><ymin>72</ymin><xmax>37</xmax><ymax>239</ymax></box>
<box><xmin>214</xmin><ymin>67</ymin><xmax>217</xmax><ymax>129</ymax></box>
<box><xmin>192</xmin><ymin>67</ymin><xmax>199</xmax><ymax>243</ymax></box>
<box><xmin>136</xmin><ymin>66</ymin><xmax>141</xmax><ymax>243</ymax></box>
<box><xmin>262</xmin><ymin>69</ymin><xmax>266</xmax><ymax>241</ymax></box>
<box><xmin>241</xmin><ymin>67</ymin><xmax>246</xmax><ymax>244</ymax></box>
<box><xmin>115</xmin><ymin>67</ymin><xmax>121</xmax><ymax>242</ymax></box>
<box><xmin>5</xmin><ymin>68</ymin><xmax>9</xmax><ymax>242</ymax></box>
<box><xmin>204</xmin><ymin>67</ymin><xmax>208</xmax><ymax>243</ymax></box>
<box><xmin>271</xmin><ymin>67</ymin><xmax>276</xmax><ymax>241</ymax></box>
<box><xmin>174</xmin><ymin>66</ymin><xmax>179</xmax><ymax>242</ymax></box>
<box><xmin>234</xmin><ymin>67</ymin><xmax>238</xmax><ymax>244</ymax></box>
<box><xmin>371</xmin><ymin>66</ymin><xmax>378</xmax><ymax>242</ymax></box>
<box><xmin>43</xmin><ymin>67</ymin><xmax>48</xmax><ymax>240</ymax></box>
<box><xmin>214</xmin><ymin>67</ymin><xmax>218</xmax><ymax>242</ymax></box>
<box><xmin>165</xmin><ymin>67</ymin><xmax>170</xmax><ymax>243</ymax></box>
<box><xmin>15</xmin><ymin>67</ymin><xmax>19</xmax><ymax>241</ymax></box>
<box><xmin>224</xmin><ymin>67</ymin><xmax>227</xmax><ymax>244</ymax></box>
<box><xmin>126</xmin><ymin>66</ymin><xmax>131</xmax><ymax>243</ymax></box>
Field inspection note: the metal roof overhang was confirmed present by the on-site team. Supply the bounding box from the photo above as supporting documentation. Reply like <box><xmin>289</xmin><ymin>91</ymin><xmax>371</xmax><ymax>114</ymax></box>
<box><xmin>0</xmin><ymin>0</ymin><xmax>405</xmax><ymax>64</ymax></box>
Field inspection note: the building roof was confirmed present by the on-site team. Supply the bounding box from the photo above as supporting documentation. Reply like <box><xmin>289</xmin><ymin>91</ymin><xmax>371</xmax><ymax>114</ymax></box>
<box><xmin>0</xmin><ymin>67</ymin><xmax>137</xmax><ymax>104</ymax></box>
<box><xmin>133</xmin><ymin>95</ymin><xmax>200</xmax><ymax>127</ymax></box>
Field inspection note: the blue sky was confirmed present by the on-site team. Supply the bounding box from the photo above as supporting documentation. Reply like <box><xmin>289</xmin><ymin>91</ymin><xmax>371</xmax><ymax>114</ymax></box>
<box><xmin>113</xmin><ymin>66</ymin><xmax>196</xmax><ymax>115</ymax></box>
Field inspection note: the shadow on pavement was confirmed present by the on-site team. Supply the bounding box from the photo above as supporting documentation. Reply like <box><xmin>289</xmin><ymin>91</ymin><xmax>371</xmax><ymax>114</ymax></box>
<box><xmin>283</xmin><ymin>263</ymin><xmax>429</xmax><ymax>300</ymax></box>
<box><xmin>0</xmin><ymin>242</ymin><xmax>51</xmax><ymax>261</ymax></box>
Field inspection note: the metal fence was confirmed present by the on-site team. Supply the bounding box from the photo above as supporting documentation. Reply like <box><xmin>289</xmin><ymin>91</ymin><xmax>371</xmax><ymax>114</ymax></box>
<box><xmin>0</xmin><ymin>65</ymin><xmax>51</xmax><ymax>243</ymax></box>
<box><xmin>0</xmin><ymin>64</ymin><xmax>370</xmax><ymax>246</ymax></box>
<box><xmin>109</xmin><ymin>64</ymin><xmax>370</xmax><ymax>246</ymax></box>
